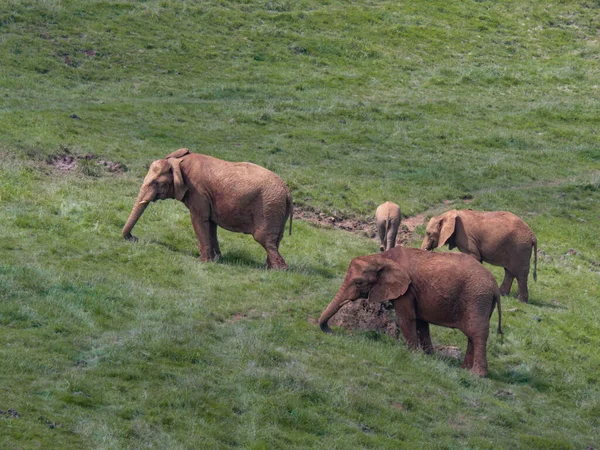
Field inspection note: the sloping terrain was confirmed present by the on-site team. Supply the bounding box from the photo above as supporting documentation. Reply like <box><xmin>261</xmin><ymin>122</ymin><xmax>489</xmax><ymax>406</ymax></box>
<box><xmin>1</xmin><ymin>1</ymin><xmax>599</xmax><ymax>448</ymax></box>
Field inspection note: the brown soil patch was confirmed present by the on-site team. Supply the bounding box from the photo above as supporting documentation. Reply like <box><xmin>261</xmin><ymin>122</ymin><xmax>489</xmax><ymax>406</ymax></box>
<box><xmin>436</xmin><ymin>345</ymin><xmax>462</xmax><ymax>360</ymax></box>
<box><xmin>294</xmin><ymin>206</ymin><xmax>378</xmax><ymax>238</ymax></box>
<box><xmin>47</xmin><ymin>152</ymin><xmax>127</xmax><ymax>174</ymax></box>
<box><xmin>295</xmin><ymin>206</ymin><xmax>429</xmax><ymax>246</ymax></box>
<box><xmin>50</xmin><ymin>154</ymin><xmax>77</xmax><ymax>172</ymax></box>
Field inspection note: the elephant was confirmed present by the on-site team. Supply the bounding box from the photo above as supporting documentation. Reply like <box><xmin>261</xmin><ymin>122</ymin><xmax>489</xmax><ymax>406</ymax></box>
<box><xmin>421</xmin><ymin>209</ymin><xmax>537</xmax><ymax>303</ymax></box>
<box><xmin>318</xmin><ymin>247</ymin><xmax>502</xmax><ymax>377</ymax></box>
<box><xmin>375</xmin><ymin>201</ymin><xmax>401</xmax><ymax>252</ymax></box>
<box><xmin>122</xmin><ymin>148</ymin><xmax>293</xmax><ymax>270</ymax></box>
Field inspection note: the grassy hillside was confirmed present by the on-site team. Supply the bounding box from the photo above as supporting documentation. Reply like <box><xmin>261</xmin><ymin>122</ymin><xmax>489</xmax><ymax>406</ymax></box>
<box><xmin>1</xmin><ymin>0</ymin><xmax>599</xmax><ymax>448</ymax></box>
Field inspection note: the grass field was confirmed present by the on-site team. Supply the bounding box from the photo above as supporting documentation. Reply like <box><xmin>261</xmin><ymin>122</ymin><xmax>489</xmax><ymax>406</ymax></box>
<box><xmin>1</xmin><ymin>1</ymin><xmax>599</xmax><ymax>448</ymax></box>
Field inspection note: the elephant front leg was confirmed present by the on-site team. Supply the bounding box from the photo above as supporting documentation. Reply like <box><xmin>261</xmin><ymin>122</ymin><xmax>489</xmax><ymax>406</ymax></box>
<box><xmin>393</xmin><ymin>296</ymin><xmax>419</xmax><ymax>350</ymax></box>
<box><xmin>190</xmin><ymin>213</ymin><xmax>217</xmax><ymax>262</ymax></box>
<box><xmin>499</xmin><ymin>269</ymin><xmax>514</xmax><ymax>296</ymax></box>
<box><xmin>416</xmin><ymin>320</ymin><xmax>433</xmax><ymax>354</ymax></box>
<box><xmin>209</xmin><ymin>221</ymin><xmax>221</xmax><ymax>260</ymax></box>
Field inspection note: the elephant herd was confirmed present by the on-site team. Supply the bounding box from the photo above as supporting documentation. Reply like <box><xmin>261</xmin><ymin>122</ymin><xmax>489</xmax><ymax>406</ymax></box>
<box><xmin>123</xmin><ymin>150</ymin><xmax>538</xmax><ymax>377</ymax></box>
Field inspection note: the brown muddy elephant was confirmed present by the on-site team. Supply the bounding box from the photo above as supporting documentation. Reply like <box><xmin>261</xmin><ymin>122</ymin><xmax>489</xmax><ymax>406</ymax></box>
<box><xmin>421</xmin><ymin>209</ymin><xmax>537</xmax><ymax>303</ymax></box>
<box><xmin>122</xmin><ymin>148</ymin><xmax>293</xmax><ymax>269</ymax></box>
<box><xmin>375</xmin><ymin>201</ymin><xmax>401</xmax><ymax>252</ymax></box>
<box><xmin>319</xmin><ymin>247</ymin><xmax>502</xmax><ymax>376</ymax></box>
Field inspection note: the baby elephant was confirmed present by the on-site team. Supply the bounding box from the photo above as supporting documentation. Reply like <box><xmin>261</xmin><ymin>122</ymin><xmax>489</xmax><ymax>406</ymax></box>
<box><xmin>319</xmin><ymin>247</ymin><xmax>502</xmax><ymax>377</ymax></box>
<box><xmin>421</xmin><ymin>209</ymin><xmax>537</xmax><ymax>303</ymax></box>
<box><xmin>375</xmin><ymin>201</ymin><xmax>401</xmax><ymax>252</ymax></box>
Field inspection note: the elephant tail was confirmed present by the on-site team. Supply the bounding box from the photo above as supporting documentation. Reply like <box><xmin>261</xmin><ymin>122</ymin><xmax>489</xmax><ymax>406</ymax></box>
<box><xmin>287</xmin><ymin>194</ymin><xmax>293</xmax><ymax>236</ymax></box>
<box><xmin>495</xmin><ymin>290</ymin><xmax>503</xmax><ymax>343</ymax></box>
<box><xmin>532</xmin><ymin>237</ymin><xmax>538</xmax><ymax>282</ymax></box>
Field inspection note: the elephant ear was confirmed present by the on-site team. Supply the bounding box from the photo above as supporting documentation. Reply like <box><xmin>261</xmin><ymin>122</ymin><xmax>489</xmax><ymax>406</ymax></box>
<box><xmin>169</xmin><ymin>157</ymin><xmax>188</xmax><ymax>201</ymax></box>
<box><xmin>368</xmin><ymin>259</ymin><xmax>411</xmax><ymax>303</ymax></box>
<box><xmin>165</xmin><ymin>148</ymin><xmax>190</xmax><ymax>159</ymax></box>
<box><xmin>438</xmin><ymin>210</ymin><xmax>458</xmax><ymax>248</ymax></box>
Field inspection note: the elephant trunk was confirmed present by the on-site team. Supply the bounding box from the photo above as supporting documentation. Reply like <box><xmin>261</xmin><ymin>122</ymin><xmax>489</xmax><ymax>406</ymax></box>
<box><xmin>421</xmin><ymin>238</ymin><xmax>433</xmax><ymax>251</ymax></box>
<box><xmin>122</xmin><ymin>187</ymin><xmax>152</xmax><ymax>241</ymax></box>
<box><xmin>318</xmin><ymin>282</ymin><xmax>352</xmax><ymax>333</ymax></box>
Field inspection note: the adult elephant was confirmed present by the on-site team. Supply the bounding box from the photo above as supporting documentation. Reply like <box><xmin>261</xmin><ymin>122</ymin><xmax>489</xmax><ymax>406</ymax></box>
<box><xmin>318</xmin><ymin>247</ymin><xmax>502</xmax><ymax>377</ymax></box>
<box><xmin>122</xmin><ymin>148</ymin><xmax>293</xmax><ymax>270</ymax></box>
<box><xmin>421</xmin><ymin>210</ymin><xmax>537</xmax><ymax>303</ymax></box>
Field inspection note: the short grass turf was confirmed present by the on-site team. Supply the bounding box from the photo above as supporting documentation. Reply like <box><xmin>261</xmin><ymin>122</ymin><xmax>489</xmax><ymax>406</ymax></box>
<box><xmin>1</xmin><ymin>0</ymin><xmax>599</xmax><ymax>448</ymax></box>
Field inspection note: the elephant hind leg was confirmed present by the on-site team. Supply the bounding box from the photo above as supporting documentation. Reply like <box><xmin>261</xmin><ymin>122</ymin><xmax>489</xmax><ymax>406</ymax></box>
<box><xmin>462</xmin><ymin>329</ymin><xmax>489</xmax><ymax>377</ymax></box>
<box><xmin>499</xmin><ymin>268</ymin><xmax>514</xmax><ymax>296</ymax></box>
<box><xmin>470</xmin><ymin>334</ymin><xmax>489</xmax><ymax>377</ymax></box>
<box><xmin>377</xmin><ymin>221</ymin><xmax>387</xmax><ymax>251</ymax></box>
<box><xmin>253</xmin><ymin>228</ymin><xmax>287</xmax><ymax>270</ymax></box>
<box><xmin>515</xmin><ymin>271</ymin><xmax>530</xmax><ymax>303</ymax></box>
<box><xmin>386</xmin><ymin>221</ymin><xmax>399</xmax><ymax>251</ymax></box>
<box><xmin>461</xmin><ymin>337</ymin><xmax>474</xmax><ymax>369</ymax></box>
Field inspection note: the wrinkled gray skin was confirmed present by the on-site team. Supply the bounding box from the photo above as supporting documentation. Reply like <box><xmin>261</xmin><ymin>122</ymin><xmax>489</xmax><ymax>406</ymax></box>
<box><xmin>375</xmin><ymin>201</ymin><xmax>401</xmax><ymax>252</ymax></box>
<box><xmin>421</xmin><ymin>209</ymin><xmax>537</xmax><ymax>303</ymax></box>
<box><xmin>122</xmin><ymin>148</ymin><xmax>293</xmax><ymax>269</ymax></box>
<box><xmin>319</xmin><ymin>247</ymin><xmax>502</xmax><ymax>377</ymax></box>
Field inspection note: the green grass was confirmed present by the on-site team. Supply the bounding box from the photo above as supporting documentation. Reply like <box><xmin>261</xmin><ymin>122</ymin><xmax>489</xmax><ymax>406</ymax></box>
<box><xmin>1</xmin><ymin>0</ymin><xmax>599</xmax><ymax>448</ymax></box>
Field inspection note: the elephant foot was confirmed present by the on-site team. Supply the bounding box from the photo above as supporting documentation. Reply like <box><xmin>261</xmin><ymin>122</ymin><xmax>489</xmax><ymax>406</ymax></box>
<box><xmin>124</xmin><ymin>233</ymin><xmax>139</xmax><ymax>243</ymax></box>
<box><xmin>421</xmin><ymin>345</ymin><xmax>434</xmax><ymax>355</ymax></box>
<box><xmin>265</xmin><ymin>252</ymin><xmax>288</xmax><ymax>270</ymax></box>
<box><xmin>199</xmin><ymin>249</ymin><xmax>221</xmax><ymax>263</ymax></box>
<box><xmin>469</xmin><ymin>366</ymin><xmax>488</xmax><ymax>377</ymax></box>
<box><xmin>265</xmin><ymin>261</ymin><xmax>288</xmax><ymax>271</ymax></box>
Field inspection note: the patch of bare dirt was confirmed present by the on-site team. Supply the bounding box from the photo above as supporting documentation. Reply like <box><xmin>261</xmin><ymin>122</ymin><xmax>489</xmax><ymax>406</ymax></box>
<box><xmin>294</xmin><ymin>206</ymin><xmax>377</xmax><ymax>238</ymax></box>
<box><xmin>0</xmin><ymin>409</ymin><xmax>21</xmax><ymax>419</ymax></box>
<box><xmin>50</xmin><ymin>154</ymin><xmax>77</xmax><ymax>171</ymax></box>
<box><xmin>47</xmin><ymin>151</ymin><xmax>127</xmax><ymax>174</ymax></box>
<box><xmin>295</xmin><ymin>206</ymin><xmax>429</xmax><ymax>246</ymax></box>
<box><xmin>436</xmin><ymin>345</ymin><xmax>462</xmax><ymax>360</ymax></box>
<box><xmin>98</xmin><ymin>159</ymin><xmax>127</xmax><ymax>173</ymax></box>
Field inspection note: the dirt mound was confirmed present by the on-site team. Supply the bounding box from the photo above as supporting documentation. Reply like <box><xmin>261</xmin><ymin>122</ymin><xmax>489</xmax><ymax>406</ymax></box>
<box><xmin>295</xmin><ymin>206</ymin><xmax>428</xmax><ymax>246</ymax></box>
<box><xmin>294</xmin><ymin>206</ymin><xmax>377</xmax><ymax>238</ymax></box>
<box><xmin>50</xmin><ymin>154</ymin><xmax>77</xmax><ymax>171</ymax></box>
<box><xmin>47</xmin><ymin>151</ymin><xmax>127</xmax><ymax>174</ymax></box>
<box><xmin>329</xmin><ymin>299</ymin><xmax>399</xmax><ymax>338</ymax></box>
